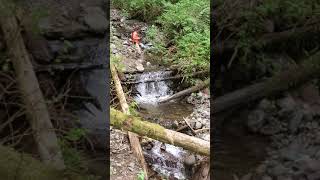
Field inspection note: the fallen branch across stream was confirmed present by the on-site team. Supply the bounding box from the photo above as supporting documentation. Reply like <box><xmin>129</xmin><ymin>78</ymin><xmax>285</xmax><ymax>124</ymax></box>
<box><xmin>159</xmin><ymin>79</ymin><xmax>210</xmax><ymax>103</ymax></box>
<box><xmin>35</xmin><ymin>62</ymin><xmax>108</xmax><ymax>72</ymax></box>
<box><xmin>110</xmin><ymin>108</ymin><xmax>210</xmax><ymax>156</ymax></box>
<box><xmin>214</xmin><ymin>51</ymin><xmax>320</xmax><ymax>114</ymax></box>
<box><xmin>122</xmin><ymin>71</ymin><xmax>208</xmax><ymax>84</ymax></box>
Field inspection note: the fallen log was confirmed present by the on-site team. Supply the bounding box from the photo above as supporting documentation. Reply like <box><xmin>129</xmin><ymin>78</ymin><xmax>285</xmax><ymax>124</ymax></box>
<box><xmin>111</xmin><ymin>64</ymin><xmax>149</xmax><ymax>179</ymax></box>
<box><xmin>159</xmin><ymin>79</ymin><xmax>210</xmax><ymax>103</ymax></box>
<box><xmin>35</xmin><ymin>62</ymin><xmax>108</xmax><ymax>72</ymax></box>
<box><xmin>214</xmin><ymin>22</ymin><xmax>320</xmax><ymax>55</ymax></box>
<box><xmin>0</xmin><ymin>145</ymin><xmax>92</xmax><ymax>180</ymax></box>
<box><xmin>122</xmin><ymin>71</ymin><xmax>208</xmax><ymax>84</ymax></box>
<box><xmin>110</xmin><ymin>108</ymin><xmax>210</xmax><ymax>156</ymax></box>
<box><xmin>0</xmin><ymin>7</ymin><xmax>65</xmax><ymax>169</ymax></box>
<box><xmin>214</xmin><ymin>51</ymin><xmax>320</xmax><ymax>114</ymax></box>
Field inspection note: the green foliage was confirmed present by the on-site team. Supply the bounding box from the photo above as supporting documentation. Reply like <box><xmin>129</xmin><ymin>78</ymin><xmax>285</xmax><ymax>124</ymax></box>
<box><xmin>145</xmin><ymin>25</ymin><xmax>166</xmax><ymax>55</ymax></box>
<box><xmin>136</xmin><ymin>171</ymin><xmax>145</xmax><ymax>180</ymax></box>
<box><xmin>157</xmin><ymin>0</ymin><xmax>209</xmax><ymax>40</ymax></box>
<box><xmin>174</xmin><ymin>30</ymin><xmax>210</xmax><ymax>74</ymax></box>
<box><xmin>157</xmin><ymin>0</ymin><xmax>210</xmax><ymax>74</ymax></box>
<box><xmin>129</xmin><ymin>101</ymin><xmax>139</xmax><ymax>116</ymax></box>
<box><xmin>28</xmin><ymin>7</ymin><xmax>49</xmax><ymax>34</ymax></box>
<box><xmin>58</xmin><ymin>127</ymin><xmax>88</xmax><ymax>172</ymax></box>
<box><xmin>112</xmin><ymin>0</ymin><xmax>168</xmax><ymax>22</ymax></box>
<box><xmin>111</xmin><ymin>54</ymin><xmax>125</xmax><ymax>72</ymax></box>
<box><xmin>65</xmin><ymin>128</ymin><xmax>87</xmax><ymax>142</ymax></box>
<box><xmin>227</xmin><ymin>0</ymin><xmax>320</xmax><ymax>66</ymax></box>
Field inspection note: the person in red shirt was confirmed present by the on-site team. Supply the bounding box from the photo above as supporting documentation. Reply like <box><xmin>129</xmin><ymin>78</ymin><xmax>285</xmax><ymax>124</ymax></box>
<box><xmin>131</xmin><ymin>26</ymin><xmax>142</xmax><ymax>54</ymax></box>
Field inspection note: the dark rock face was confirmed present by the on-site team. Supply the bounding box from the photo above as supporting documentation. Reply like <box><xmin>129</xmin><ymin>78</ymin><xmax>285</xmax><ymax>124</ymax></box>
<box><xmin>242</xmin><ymin>95</ymin><xmax>320</xmax><ymax>180</ymax></box>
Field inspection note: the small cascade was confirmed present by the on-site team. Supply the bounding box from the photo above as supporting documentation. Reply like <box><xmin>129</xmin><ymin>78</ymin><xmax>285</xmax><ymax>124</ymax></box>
<box><xmin>134</xmin><ymin>71</ymin><xmax>174</xmax><ymax>104</ymax></box>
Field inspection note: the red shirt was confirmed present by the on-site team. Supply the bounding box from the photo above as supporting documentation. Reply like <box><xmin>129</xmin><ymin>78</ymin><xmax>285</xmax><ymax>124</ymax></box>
<box><xmin>131</xmin><ymin>31</ymin><xmax>140</xmax><ymax>44</ymax></box>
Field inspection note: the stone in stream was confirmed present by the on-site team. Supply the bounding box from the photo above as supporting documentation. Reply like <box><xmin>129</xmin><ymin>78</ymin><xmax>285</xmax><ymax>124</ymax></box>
<box><xmin>288</xmin><ymin>110</ymin><xmax>304</xmax><ymax>133</ymax></box>
<box><xmin>247</xmin><ymin>110</ymin><xmax>266</xmax><ymax>132</ymax></box>
<box><xmin>135</xmin><ymin>62</ymin><xmax>144</xmax><ymax>72</ymax></box>
<box><xmin>183</xmin><ymin>154</ymin><xmax>196</xmax><ymax>166</ymax></box>
<box><xmin>195</xmin><ymin>121</ymin><xmax>203</xmax><ymax>129</ymax></box>
<box><xmin>277</xmin><ymin>95</ymin><xmax>297</xmax><ymax>112</ymax></box>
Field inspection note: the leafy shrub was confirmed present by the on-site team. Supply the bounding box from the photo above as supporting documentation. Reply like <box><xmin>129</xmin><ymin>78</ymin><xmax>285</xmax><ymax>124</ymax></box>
<box><xmin>157</xmin><ymin>0</ymin><xmax>210</xmax><ymax>74</ymax></box>
<box><xmin>112</xmin><ymin>0</ymin><xmax>168</xmax><ymax>22</ymax></box>
<box><xmin>157</xmin><ymin>0</ymin><xmax>209</xmax><ymax>40</ymax></box>
<box><xmin>145</xmin><ymin>25</ymin><xmax>166</xmax><ymax>55</ymax></box>
<box><xmin>174</xmin><ymin>30</ymin><xmax>210</xmax><ymax>74</ymax></box>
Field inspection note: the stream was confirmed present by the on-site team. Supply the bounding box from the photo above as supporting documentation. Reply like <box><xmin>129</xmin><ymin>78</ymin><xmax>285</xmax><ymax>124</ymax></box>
<box><xmin>133</xmin><ymin>70</ymin><xmax>194</xmax><ymax>179</ymax></box>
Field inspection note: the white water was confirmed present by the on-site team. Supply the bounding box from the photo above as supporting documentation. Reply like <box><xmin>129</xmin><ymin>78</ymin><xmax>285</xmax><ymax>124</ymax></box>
<box><xmin>134</xmin><ymin>71</ymin><xmax>173</xmax><ymax>104</ymax></box>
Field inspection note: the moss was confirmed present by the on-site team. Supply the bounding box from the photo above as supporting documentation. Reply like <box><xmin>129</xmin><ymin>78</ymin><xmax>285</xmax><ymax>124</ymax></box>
<box><xmin>110</xmin><ymin>108</ymin><xmax>167</xmax><ymax>142</ymax></box>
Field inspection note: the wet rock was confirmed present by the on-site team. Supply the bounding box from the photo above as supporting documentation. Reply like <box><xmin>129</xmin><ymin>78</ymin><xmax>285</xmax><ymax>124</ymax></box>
<box><xmin>184</xmin><ymin>154</ymin><xmax>196</xmax><ymax>166</ymax></box>
<box><xmin>258</xmin><ymin>99</ymin><xmax>276</xmax><ymax>112</ymax></box>
<box><xmin>83</xmin><ymin>6</ymin><xmax>108</xmax><ymax>34</ymax></box>
<box><xmin>296</xmin><ymin>156</ymin><xmax>320</xmax><ymax>172</ymax></box>
<box><xmin>307</xmin><ymin>172</ymin><xmax>320</xmax><ymax>180</ymax></box>
<box><xmin>277</xmin><ymin>175</ymin><xmax>293</xmax><ymax>180</ymax></box>
<box><xmin>268</xmin><ymin>164</ymin><xmax>289</xmax><ymax>176</ymax></box>
<box><xmin>135</xmin><ymin>63</ymin><xmax>144</xmax><ymax>72</ymax></box>
<box><xmin>247</xmin><ymin>110</ymin><xmax>266</xmax><ymax>132</ymax></box>
<box><xmin>261</xmin><ymin>175</ymin><xmax>272</xmax><ymax>180</ymax></box>
<box><xmin>277</xmin><ymin>96</ymin><xmax>297</xmax><ymax>112</ymax></box>
<box><xmin>289</xmin><ymin>110</ymin><xmax>304</xmax><ymax>133</ymax></box>
<box><xmin>256</xmin><ymin>164</ymin><xmax>267</xmax><ymax>174</ymax></box>
<box><xmin>195</xmin><ymin>121</ymin><xmax>203</xmax><ymax>129</ymax></box>
<box><xmin>240</xmin><ymin>173</ymin><xmax>252</xmax><ymax>180</ymax></box>
<box><xmin>39</xmin><ymin>17</ymin><xmax>89</xmax><ymax>39</ymax></box>
<box><xmin>24</xmin><ymin>31</ymin><xmax>54</xmax><ymax>62</ymax></box>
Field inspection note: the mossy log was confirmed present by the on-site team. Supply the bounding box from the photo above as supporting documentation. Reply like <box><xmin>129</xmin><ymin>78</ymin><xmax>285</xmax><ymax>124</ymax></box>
<box><xmin>0</xmin><ymin>6</ymin><xmax>65</xmax><ymax>169</ymax></box>
<box><xmin>159</xmin><ymin>79</ymin><xmax>210</xmax><ymax>103</ymax></box>
<box><xmin>214</xmin><ymin>51</ymin><xmax>320</xmax><ymax>114</ymax></box>
<box><xmin>110</xmin><ymin>108</ymin><xmax>210</xmax><ymax>156</ymax></box>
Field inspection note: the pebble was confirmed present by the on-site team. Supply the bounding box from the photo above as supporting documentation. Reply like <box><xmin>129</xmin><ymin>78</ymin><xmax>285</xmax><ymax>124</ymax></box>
<box><xmin>184</xmin><ymin>154</ymin><xmax>196</xmax><ymax>166</ymax></box>
<box><xmin>195</xmin><ymin>121</ymin><xmax>203</xmax><ymax>129</ymax></box>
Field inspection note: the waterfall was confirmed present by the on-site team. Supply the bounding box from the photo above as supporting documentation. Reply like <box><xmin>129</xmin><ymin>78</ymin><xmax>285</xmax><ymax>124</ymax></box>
<box><xmin>134</xmin><ymin>71</ymin><xmax>174</xmax><ymax>104</ymax></box>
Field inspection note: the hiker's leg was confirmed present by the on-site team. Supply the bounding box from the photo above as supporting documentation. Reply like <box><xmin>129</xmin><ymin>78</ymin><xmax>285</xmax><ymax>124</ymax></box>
<box><xmin>135</xmin><ymin>43</ymin><xmax>142</xmax><ymax>54</ymax></box>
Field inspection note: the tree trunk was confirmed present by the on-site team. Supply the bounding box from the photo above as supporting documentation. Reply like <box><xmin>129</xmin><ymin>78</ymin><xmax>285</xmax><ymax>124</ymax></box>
<box><xmin>110</xmin><ymin>64</ymin><xmax>149</xmax><ymax>179</ymax></box>
<box><xmin>110</xmin><ymin>108</ymin><xmax>210</xmax><ymax>156</ymax></box>
<box><xmin>0</xmin><ymin>9</ymin><xmax>65</xmax><ymax>169</ymax></box>
<box><xmin>159</xmin><ymin>79</ymin><xmax>210</xmax><ymax>103</ymax></box>
<box><xmin>214</xmin><ymin>51</ymin><xmax>320</xmax><ymax>114</ymax></box>
<box><xmin>0</xmin><ymin>145</ymin><xmax>91</xmax><ymax>180</ymax></box>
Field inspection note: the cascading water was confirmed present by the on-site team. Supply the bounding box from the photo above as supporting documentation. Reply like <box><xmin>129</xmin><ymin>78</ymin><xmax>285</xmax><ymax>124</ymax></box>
<box><xmin>134</xmin><ymin>71</ymin><xmax>173</xmax><ymax>104</ymax></box>
<box><xmin>134</xmin><ymin>70</ymin><xmax>190</xmax><ymax>179</ymax></box>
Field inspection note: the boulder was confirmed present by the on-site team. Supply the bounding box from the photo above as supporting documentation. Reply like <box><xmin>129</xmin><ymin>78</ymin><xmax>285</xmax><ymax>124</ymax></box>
<box><xmin>83</xmin><ymin>6</ymin><xmax>108</xmax><ymax>34</ymax></box>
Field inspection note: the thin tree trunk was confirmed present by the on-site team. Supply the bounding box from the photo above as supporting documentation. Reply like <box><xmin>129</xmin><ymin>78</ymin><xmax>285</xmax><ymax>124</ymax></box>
<box><xmin>0</xmin><ymin>8</ymin><xmax>65</xmax><ymax>169</ymax></box>
<box><xmin>214</xmin><ymin>51</ymin><xmax>320</xmax><ymax>114</ymax></box>
<box><xmin>110</xmin><ymin>108</ymin><xmax>210</xmax><ymax>156</ymax></box>
<box><xmin>110</xmin><ymin>64</ymin><xmax>149</xmax><ymax>179</ymax></box>
<box><xmin>159</xmin><ymin>79</ymin><xmax>210</xmax><ymax>103</ymax></box>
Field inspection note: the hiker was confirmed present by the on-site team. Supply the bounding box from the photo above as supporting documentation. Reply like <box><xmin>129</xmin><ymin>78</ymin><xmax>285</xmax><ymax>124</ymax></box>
<box><xmin>131</xmin><ymin>26</ymin><xmax>142</xmax><ymax>54</ymax></box>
